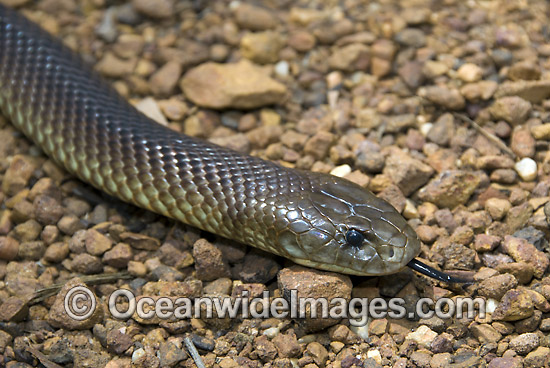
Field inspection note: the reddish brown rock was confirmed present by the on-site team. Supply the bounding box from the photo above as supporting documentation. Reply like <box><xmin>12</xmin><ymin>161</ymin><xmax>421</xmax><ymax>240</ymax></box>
<box><xmin>95</xmin><ymin>52</ymin><xmax>137</xmax><ymax>78</ymax></box>
<box><xmin>132</xmin><ymin>0</ymin><xmax>174</xmax><ymax>19</ymax></box>
<box><xmin>495</xmin><ymin>80</ymin><xmax>550</xmax><ymax>102</ymax></box>
<box><xmin>106</xmin><ymin>328</ymin><xmax>134</xmax><ymax>355</ymax></box>
<box><xmin>85</xmin><ymin>229</ymin><xmax>113</xmax><ymax>256</ymax></box>
<box><xmin>304</xmin><ymin>131</ymin><xmax>336</xmax><ymax>160</ymax></box>
<box><xmin>278</xmin><ymin>266</ymin><xmax>352</xmax><ymax>332</ymax></box>
<box><xmin>383</xmin><ymin>148</ymin><xmax>434</xmax><ymax>196</ymax></box>
<box><xmin>192</xmin><ymin>239</ymin><xmax>230</xmax><ymax>281</ymax></box>
<box><xmin>526</xmin><ymin>289</ymin><xmax>550</xmax><ymax>312</ymax></box>
<box><xmin>272</xmin><ymin>330</ymin><xmax>302</xmax><ymax>358</ymax></box>
<box><xmin>524</xmin><ymin>347</ymin><xmax>550</xmax><ymax>368</ymax></box>
<box><xmin>399</xmin><ymin>61</ymin><xmax>425</xmax><ymax>89</ymax></box>
<box><xmin>501</xmin><ymin>236</ymin><xmax>549</xmax><ymax>278</ymax></box>
<box><xmin>2</xmin><ymin>155</ymin><xmax>40</xmax><ymax>196</ymax></box>
<box><xmin>505</xmin><ymin>203</ymin><xmax>534</xmax><ymax>233</ymax></box>
<box><xmin>427</xmin><ymin>113</ymin><xmax>455</xmax><ymax>146</ymax></box>
<box><xmin>254</xmin><ymin>335</ymin><xmax>277</xmax><ymax>361</ymax></box>
<box><xmin>0</xmin><ymin>296</ymin><xmax>29</xmax><ymax>322</ymax></box>
<box><xmin>47</xmin><ymin>278</ymin><xmax>104</xmax><ymax>330</ymax></box>
<box><xmin>103</xmin><ymin>243</ymin><xmax>133</xmax><ymax>268</ymax></box>
<box><xmin>511</xmin><ymin>128</ymin><xmax>536</xmax><ymax>158</ymax></box>
<box><xmin>488</xmin><ymin>357</ymin><xmax>523</xmax><ymax>368</ymax></box>
<box><xmin>470</xmin><ymin>324</ymin><xmax>503</xmax><ymax>343</ymax></box>
<box><xmin>418</xmin><ymin>86</ymin><xmax>465</xmax><ymax>110</ymax></box>
<box><xmin>119</xmin><ymin>232</ymin><xmax>160</xmax><ymax>251</ymax></box>
<box><xmin>418</xmin><ymin>170</ymin><xmax>481</xmax><ymax>209</ymax></box>
<box><xmin>71</xmin><ymin>253</ymin><xmax>103</xmax><ymax>274</ymax></box>
<box><xmin>508</xmin><ymin>332</ymin><xmax>539</xmax><ymax>355</ymax></box>
<box><xmin>489</xmin><ymin>96</ymin><xmax>532</xmax><ymax>125</ymax></box>
<box><xmin>241</xmin><ymin>31</ymin><xmax>284</xmax><ymax>64</ymax></box>
<box><xmin>181</xmin><ymin>60</ymin><xmax>287</xmax><ymax>109</ymax></box>
<box><xmin>430</xmin><ymin>333</ymin><xmax>454</xmax><ymax>354</ymax></box>
<box><xmin>149</xmin><ymin>61</ymin><xmax>182</xmax><ymax>96</ymax></box>
<box><xmin>0</xmin><ymin>236</ymin><xmax>19</xmax><ymax>261</ymax></box>
<box><xmin>234</xmin><ymin>3</ymin><xmax>278</xmax><ymax>31</ymax></box>
<box><xmin>492</xmin><ymin>289</ymin><xmax>534</xmax><ymax>321</ymax></box>
<box><xmin>43</xmin><ymin>241</ymin><xmax>69</xmax><ymax>263</ymax></box>
<box><xmin>495</xmin><ymin>263</ymin><xmax>534</xmax><ymax>284</ymax></box>
<box><xmin>477</xmin><ymin>274</ymin><xmax>518</xmax><ymax>300</ymax></box>
<box><xmin>473</xmin><ymin>234</ymin><xmax>501</xmax><ymax>252</ymax></box>
<box><xmin>476</xmin><ymin>155</ymin><xmax>515</xmax><ymax>170</ymax></box>
<box><xmin>304</xmin><ymin>341</ymin><xmax>328</xmax><ymax>367</ymax></box>
<box><xmin>328</xmin><ymin>43</ymin><xmax>370</xmax><ymax>72</ymax></box>
<box><xmin>432</xmin><ymin>239</ymin><xmax>476</xmax><ymax>270</ymax></box>
<box><xmin>508</xmin><ymin>60</ymin><xmax>541</xmax><ymax>81</ymax></box>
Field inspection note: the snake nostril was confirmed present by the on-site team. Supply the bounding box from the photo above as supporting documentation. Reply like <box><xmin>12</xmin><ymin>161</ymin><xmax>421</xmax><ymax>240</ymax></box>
<box><xmin>389</xmin><ymin>247</ymin><xmax>394</xmax><ymax>258</ymax></box>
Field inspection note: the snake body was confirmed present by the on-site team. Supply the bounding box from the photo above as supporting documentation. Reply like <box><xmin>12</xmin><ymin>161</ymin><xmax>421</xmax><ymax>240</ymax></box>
<box><xmin>0</xmin><ymin>4</ymin><xmax>425</xmax><ymax>277</ymax></box>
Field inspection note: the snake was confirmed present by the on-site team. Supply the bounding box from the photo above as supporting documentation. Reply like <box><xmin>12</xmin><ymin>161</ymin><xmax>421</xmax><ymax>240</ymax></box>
<box><xmin>0</xmin><ymin>4</ymin><xmax>465</xmax><ymax>283</ymax></box>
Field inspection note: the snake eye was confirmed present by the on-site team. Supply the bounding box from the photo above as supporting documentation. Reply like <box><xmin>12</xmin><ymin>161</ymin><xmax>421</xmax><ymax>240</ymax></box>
<box><xmin>345</xmin><ymin>229</ymin><xmax>364</xmax><ymax>248</ymax></box>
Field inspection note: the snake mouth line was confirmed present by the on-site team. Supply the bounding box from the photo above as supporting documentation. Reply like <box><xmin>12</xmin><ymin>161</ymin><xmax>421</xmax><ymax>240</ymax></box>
<box><xmin>407</xmin><ymin>259</ymin><xmax>473</xmax><ymax>284</ymax></box>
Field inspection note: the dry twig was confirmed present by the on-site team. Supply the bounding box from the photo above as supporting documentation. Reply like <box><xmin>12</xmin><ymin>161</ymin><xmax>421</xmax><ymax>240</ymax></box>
<box><xmin>184</xmin><ymin>336</ymin><xmax>207</xmax><ymax>368</ymax></box>
<box><xmin>454</xmin><ymin>113</ymin><xmax>516</xmax><ymax>159</ymax></box>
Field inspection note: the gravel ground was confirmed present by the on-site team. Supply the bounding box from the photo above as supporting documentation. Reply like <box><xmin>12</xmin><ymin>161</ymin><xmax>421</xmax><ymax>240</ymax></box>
<box><xmin>1</xmin><ymin>0</ymin><xmax>550</xmax><ymax>367</ymax></box>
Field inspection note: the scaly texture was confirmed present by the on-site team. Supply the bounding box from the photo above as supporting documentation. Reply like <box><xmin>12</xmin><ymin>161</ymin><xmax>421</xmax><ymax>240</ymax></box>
<box><xmin>0</xmin><ymin>4</ymin><xmax>420</xmax><ymax>276</ymax></box>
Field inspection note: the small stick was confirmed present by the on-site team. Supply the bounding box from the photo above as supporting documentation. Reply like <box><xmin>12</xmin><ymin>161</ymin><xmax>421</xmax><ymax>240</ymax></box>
<box><xmin>454</xmin><ymin>113</ymin><xmax>516</xmax><ymax>159</ymax></box>
<box><xmin>26</xmin><ymin>346</ymin><xmax>64</xmax><ymax>368</ymax></box>
<box><xmin>183</xmin><ymin>336</ymin><xmax>207</xmax><ymax>368</ymax></box>
<box><xmin>30</xmin><ymin>271</ymin><xmax>132</xmax><ymax>304</ymax></box>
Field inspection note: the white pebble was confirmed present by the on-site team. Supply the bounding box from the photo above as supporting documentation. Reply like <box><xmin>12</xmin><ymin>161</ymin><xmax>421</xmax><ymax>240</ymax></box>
<box><xmin>514</xmin><ymin>157</ymin><xmax>537</xmax><ymax>181</ymax></box>
<box><xmin>417</xmin><ymin>115</ymin><xmax>427</xmax><ymax>124</ymax></box>
<box><xmin>274</xmin><ymin>61</ymin><xmax>289</xmax><ymax>77</ymax></box>
<box><xmin>330</xmin><ymin>164</ymin><xmax>352</xmax><ymax>177</ymax></box>
<box><xmin>228</xmin><ymin>1</ymin><xmax>241</xmax><ymax>10</ymax></box>
<box><xmin>403</xmin><ymin>199</ymin><xmax>419</xmax><ymax>219</ymax></box>
<box><xmin>262</xmin><ymin>327</ymin><xmax>280</xmax><ymax>338</ymax></box>
<box><xmin>420</xmin><ymin>122</ymin><xmax>433</xmax><ymax>136</ymax></box>
<box><xmin>134</xmin><ymin>97</ymin><xmax>168</xmax><ymax>125</ymax></box>
<box><xmin>132</xmin><ymin>348</ymin><xmax>146</xmax><ymax>362</ymax></box>
<box><xmin>456</xmin><ymin>63</ymin><xmax>483</xmax><ymax>83</ymax></box>
<box><xmin>326</xmin><ymin>71</ymin><xmax>343</xmax><ymax>89</ymax></box>
<box><xmin>298</xmin><ymin>334</ymin><xmax>318</xmax><ymax>344</ymax></box>
<box><xmin>367</xmin><ymin>350</ymin><xmax>382</xmax><ymax>364</ymax></box>
<box><xmin>406</xmin><ymin>325</ymin><xmax>438</xmax><ymax>348</ymax></box>
<box><xmin>486</xmin><ymin>298</ymin><xmax>498</xmax><ymax>314</ymax></box>
<box><xmin>349</xmin><ymin>324</ymin><xmax>369</xmax><ymax>340</ymax></box>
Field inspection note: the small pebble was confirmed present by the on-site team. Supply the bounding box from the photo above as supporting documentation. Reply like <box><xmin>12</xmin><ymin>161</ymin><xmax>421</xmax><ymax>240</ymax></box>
<box><xmin>132</xmin><ymin>0</ymin><xmax>174</xmax><ymax>19</ymax></box>
<box><xmin>456</xmin><ymin>63</ymin><xmax>483</xmax><ymax>82</ymax></box>
<box><xmin>420</xmin><ymin>122</ymin><xmax>433</xmax><ymax>136</ymax></box>
<box><xmin>0</xmin><ymin>236</ymin><xmax>19</xmax><ymax>261</ymax></box>
<box><xmin>514</xmin><ymin>158</ymin><xmax>537</xmax><ymax>181</ymax></box>
<box><xmin>274</xmin><ymin>61</ymin><xmax>289</xmax><ymax>77</ymax></box>
<box><xmin>406</xmin><ymin>326</ymin><xmax>438</xmax><ymax>348</ymax></box>
<box><xmin>349</xmin><ymin>324</ymin><xmax>369</xmax><ymax>340</ymax></box>
<box><xmin>531</xmin><ymin>123</ymin><xmax>550</xmax><ymax>140</ymax></box>
<box><xmin>508</xmin><ymin>332</ymin><xmax>539</xmax><ymax>355</ymax></box>
<box><xmin>330</xmin><ymin>164</ymin><xmax>352</xmax><ymax>177</ymax></box>
<box><xmin>489</xmin><ymin>96</ymin><xmax>532</xmax><ymax>125</ymax></box>
<box><xmin>263</xmin><ymin>327</ymin><xmax>280</xmax><ymax>338</ymax></box>
<box><xmin>485</xmin><ymin>198</ymin><xmax>512</xmax><ymax>220</ymax></box>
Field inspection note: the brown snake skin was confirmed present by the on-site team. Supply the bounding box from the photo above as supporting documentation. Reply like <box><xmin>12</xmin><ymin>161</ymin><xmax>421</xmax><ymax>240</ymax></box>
<box><xmin>0</xmin><ymin>4</ymin><xmax>423</xmax><ymax>277</ymax></box>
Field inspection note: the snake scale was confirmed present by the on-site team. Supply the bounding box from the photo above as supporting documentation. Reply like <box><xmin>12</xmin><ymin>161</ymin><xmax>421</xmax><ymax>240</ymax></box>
<box><xmin>0</xmin><ymin>4</ymin><xmax>465</xmax><ymax>282</ymax></box>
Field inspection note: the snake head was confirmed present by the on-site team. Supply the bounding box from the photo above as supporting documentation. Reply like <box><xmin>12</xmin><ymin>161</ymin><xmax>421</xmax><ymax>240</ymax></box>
<box><xmin>273</xmin><ymin>173</ymin><xmax>420</xmax><ymax>276</ymax></box>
